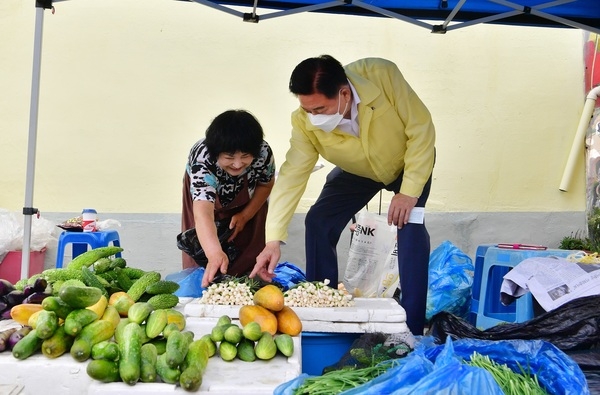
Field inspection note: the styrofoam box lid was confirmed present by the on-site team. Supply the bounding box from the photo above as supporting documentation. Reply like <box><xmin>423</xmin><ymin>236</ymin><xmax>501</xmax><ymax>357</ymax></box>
<box><xmin>184</xmin><ymin>298</ymin><xmax>408</xmax><ymax>334</ymax></box>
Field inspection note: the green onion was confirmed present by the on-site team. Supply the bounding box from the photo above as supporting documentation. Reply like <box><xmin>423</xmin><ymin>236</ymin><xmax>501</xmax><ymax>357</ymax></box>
<box><xmin>465</xmin><ymin>351</ymin><xmax>549</xmax><ymax>395</ymax></box>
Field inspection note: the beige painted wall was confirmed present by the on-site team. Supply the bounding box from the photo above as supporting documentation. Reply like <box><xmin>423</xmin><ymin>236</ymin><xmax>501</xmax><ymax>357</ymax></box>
<box><xmin>0</xmin><ymin>0</ymin><xmax>588</xmax><ymax>216</ymax></box>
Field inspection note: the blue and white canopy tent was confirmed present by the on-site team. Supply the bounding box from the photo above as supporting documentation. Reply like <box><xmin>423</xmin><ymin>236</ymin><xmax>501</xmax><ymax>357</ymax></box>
<box><xmin>20</xmin><ymin>0</ymin><xmax>600</xmax><ymax>278</ymax></box>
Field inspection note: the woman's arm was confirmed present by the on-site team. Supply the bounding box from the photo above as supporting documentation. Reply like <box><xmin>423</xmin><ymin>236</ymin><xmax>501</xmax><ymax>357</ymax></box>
<box><xmin>228</xmin><ymin>177</ymin><xmax>275</xmax><ymax>240</ymax></box>
<box><xmin>193</xmin><ymin>200</ymin><xmax>229</xmax><ymax>287</ymax></box>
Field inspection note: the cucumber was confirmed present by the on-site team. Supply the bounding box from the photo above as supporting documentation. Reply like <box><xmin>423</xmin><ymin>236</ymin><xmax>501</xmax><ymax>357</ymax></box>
<box><xmin>165</xmin><ymin>330</ymin><xmax>189</xmax><ymax>369</ymax></box>
<box><xmin>64</xmin><ymin>308</ymin><xmax>99</xmax><ymax>336</ymax></box>
<box><xmin>68</xmin><ymin>246</ymin><xmax>124</xmax><ymax>271</ymax></box>
<box><xmin>70</xmin><ymin>319</ymin><xmax>116</xmax><ymax>362</ymax></box>
<box><xmin>126</xmin><ymin>271</ymin><xmax>161</xmax><ymax>302</ymax></box>
<box><xmin>41</xmin><ymin>325</ymin><xmax>75</xmax><ymax>359</ymax></box>
<box><xmin>118</xmin><ymin>322</ymin><xmax>142</xmax><ymax>385</ymax></box>
<box><xmin>147</xmin><ymin>293</ymin><xmax>179</xmax><ymax>310</ymax></box>
<box><xmin>156</xmin><ymin>353</ymin><xmax>180</xmax><ymax>384</ymax></box>
<box><xmin>179</xmin><ymin>339</ymin><xmax>209</xmax><ymax>391</ymax></box>
<box><xmin>149</xmin><ymin>337</ymin><xmax>167</xmax><ymax>355</ymax></box>
<box><xmin>140</xmin><ymin>343</ymin><xmax>158</xmax><ymax>383</ymax></box>
<box><xmin>145</xmin><ymin>309</ymin><xmax>168</xmax><ymax>339</ymax></box>
<box><xmin>81</xmin><ymin>266</ymin><xmax>109</xmax><ymax>298</ymax></box>
<box><xmin>87</xmin><ymin>359</ymin><xmax>120</xmax><ymax>383</ymax></box>
<box><xmin>91</xmin><ymin>340</ymin><xmax>120</xmax><ymax>361</ymax></box>
<box><xmin>92</xmin><ymin>258</ymin><xmax>112</xmax><ymax>274</ymax></box>
<box><xmin>145</xmin><ymin>280</ymin><xmax>180</xmax><ymax>295</ymax></box>
<box><xmin>127</xmin><ymin>302</ymin><xmax>153</xmax><ymax>325</ymax></box>
<box><xmin>109</xmin><ymin>257</ymin><xmax>127</xmax><ymax>270</ymax></box>
<box><xmin>35</xmin><ymin>310</ymin><xmax>59</xmax><ymax>340</ymax></box>
<box><xmin>41</xmin><ymin>296</ymin><xmax>74</xmax><ymax>319</ymax></box>
<box><xmin>59</xmin><ymin>285</ymin><xmax>103</xmax><ymax>309</ymax></box>
<box><xmin>114</xmin><ymin>267</ymin><xmax>134</xmax><ymax>292</ymax></box>
<box><xmin>12</xmin><ymin>328</ymin><xmax>44</xmax><ymax>360</ymax></box>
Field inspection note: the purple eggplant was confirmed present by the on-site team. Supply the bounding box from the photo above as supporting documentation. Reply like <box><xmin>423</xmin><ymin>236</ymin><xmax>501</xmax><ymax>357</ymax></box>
<box><xmin>1</xmin><ymin>309</ymin><xmax>12</xmax><ymax>320</ymax></box>
<box><xmin>23</xmin><ymin>292</ymin><xmax>50</xmax><ymax>305</ymax></box>
<box><xmin>0</xmin><ymin>327</ymin><xmax>18</xmax><ymax>352</ymax></box>
<box><xmin>7</xmin><ymin>326</ymin><xmax>32</xmax><ymax>351</ymax></box>
<box><xmin>0</xmin><ymin>297</ymin><xmax>7</xmax><ymax>312</ymax></box>
<box><xmin>32</xmin><ymin>278</ymin><xmax>48</xmax><ymax>293</ymax></box>
<box><xmin>5</xmin><ymin>290</ymin><xmax>27</xmax><ymax>306</ymax></box>
<box><xmin>22</xmin><ymin>285</ymin><xmax>36</xmax><ymax>298</ymax></box>
<box><xmin>0</xmin><ymin>279</ymin><xmax>15</xmax><ymax>297</ymax></box>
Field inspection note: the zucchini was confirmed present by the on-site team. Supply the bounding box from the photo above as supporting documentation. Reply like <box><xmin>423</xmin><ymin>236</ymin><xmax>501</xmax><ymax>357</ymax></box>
<box><xmin>118</xmin><ymin>322</ymin><xmax>142</xmax><ymax>385</ymax></box>
<box><xmin>12</xmin><ymin>328</ymin><xmax>44</xmax><ymax>359</ymax></box>
<box><xmin>59</xmin><ymin>285</ymin><xmax>103</xmax><ymax>309</ymax></box>
<box><xmin>41</xmin><ymin>325</ymin><xmax>74</xmax><ymax>359</ymax></box>
<box><xmin>68</xmin><ymin>246</ymin><xmax>124</xmax><ymax>271</ymax></box>
<box><xmin>127</xmin><ymin>271</ymin><xmax>161</xmax><ymax>302</ymax></box>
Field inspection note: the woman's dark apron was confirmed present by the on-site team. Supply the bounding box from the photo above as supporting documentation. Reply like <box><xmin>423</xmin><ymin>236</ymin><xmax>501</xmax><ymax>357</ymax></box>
<box><xmin>181</xmin><ymin>171</ymin><xmax>267</xmax><ymax>275</ymax></box>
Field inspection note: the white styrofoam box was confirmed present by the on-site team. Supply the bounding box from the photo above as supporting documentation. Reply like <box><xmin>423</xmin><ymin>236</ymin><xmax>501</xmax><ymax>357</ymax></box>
<box><xmin>0</xmin><ymin>318</ymin><xmax>300</xmax><ymax>395</ymax></box>
<box><xmin>184</xmin><ymin>298</ymin><xmax>408</xmax><ymax>334</ymax></box>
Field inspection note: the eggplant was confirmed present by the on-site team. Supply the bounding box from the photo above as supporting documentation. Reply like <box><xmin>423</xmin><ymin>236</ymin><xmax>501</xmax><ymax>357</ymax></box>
<box><xmin>23</xmin><ymin>292</ymin><xmax>50</xmax><ymax>305</ymax></box>
<box><xmin>0</xmin><ymin>297</ymin><xmax>7</xmax><ymax>312</ymax></box>
<box><xmin>0</xmin><ymin>327</ymin><xmax>18</xmax><ymax>352</ymax></box>
<box><xmin>7</xmin><ymin>326</ymin><xmax>32</xmax><ymax>351</ymax></box>
<box><xmin>32</xmin><ymin>278</ymin><xmax>48</xmax><ymax>293</ymax></box>
<box><xmin>0</xmin><ymin>279</ymin><xmax>15</xmax><ymax>297</ymax></box>
<box><xmin>1</xmin><ymin>309</ymin><xmax>12</xmax><ymax>320</ymax></box>
<box><xmin>22</xmin><ymin>285</ymin><xmax>36</xmax><ymax>298</ymax></box>
<box><xmin>5</xmin><ymin>290</ymin><xmax>27</xmax><ymax>306</ymax></box>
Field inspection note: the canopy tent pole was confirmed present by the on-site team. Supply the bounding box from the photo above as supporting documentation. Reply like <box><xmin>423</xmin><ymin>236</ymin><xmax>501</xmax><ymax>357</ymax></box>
<box><xmin>560</xmin><ymin>85</ymin><xmax>600</xmax><ymax>192</ymax></box>
<box><xmin>21</xmin><ymin>0</ymin><xmax>52</xmax><ymax>280</ymax></box>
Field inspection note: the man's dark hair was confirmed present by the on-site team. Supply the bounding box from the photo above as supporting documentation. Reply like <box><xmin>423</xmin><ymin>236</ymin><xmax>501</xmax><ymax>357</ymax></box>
<box><xmin>289</xmin><ymin>55</ymin><xmax>348</xmax><ymax>99</ymax></box>
<box><xmin>204</xmin><ymin>109</ymin><xmax>264</xmax><ymax>159</ymax></box>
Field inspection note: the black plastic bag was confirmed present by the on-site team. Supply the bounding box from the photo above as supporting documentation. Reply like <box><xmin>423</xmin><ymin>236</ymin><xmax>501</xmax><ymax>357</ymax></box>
<box><xmin>428</xmin><ymin>294</ymin><xmax>600</xmax><ymax>351</ymax></box>
<box><xmin>176</xmin><ymin>220</ymin><xmax>239</xmax><ymax>267</ymax></box>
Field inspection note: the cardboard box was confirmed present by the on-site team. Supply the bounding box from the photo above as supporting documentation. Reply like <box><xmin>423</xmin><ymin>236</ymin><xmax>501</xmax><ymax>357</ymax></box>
<box><xmin>0</xmin><ymin>249</ymin><xmax>46</xmax><ymax>283</ymax></box>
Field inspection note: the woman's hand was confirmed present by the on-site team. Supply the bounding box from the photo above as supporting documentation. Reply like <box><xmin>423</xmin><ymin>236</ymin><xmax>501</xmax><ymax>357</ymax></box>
<box><xmin>250</xmin><ymin>240</ymin><xmax>280</xmax><ymax>282</ymax></box>
<box><xmin>227</xmin><ymin>212</ymin><xmax>249</xmax><ymax>242</ymax></box>
<box><xmin>201</xmin><ymin>250</ymin><xmax>229</xmax><ymax>287</ymax></box>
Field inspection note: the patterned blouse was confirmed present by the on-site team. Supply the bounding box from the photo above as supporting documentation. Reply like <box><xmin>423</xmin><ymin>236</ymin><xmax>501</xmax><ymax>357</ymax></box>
<box><xmin>186</xmin><ymin>139</ymin><xmax>275</xmax><ymax>207</ymax></box>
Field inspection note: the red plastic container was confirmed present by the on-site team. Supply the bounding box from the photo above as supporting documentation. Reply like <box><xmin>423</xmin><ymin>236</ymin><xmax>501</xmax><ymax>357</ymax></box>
<box><xmin>0</xmin><ymin>248</ymin><xmax>46</xmax><ymax>283</ymax></box>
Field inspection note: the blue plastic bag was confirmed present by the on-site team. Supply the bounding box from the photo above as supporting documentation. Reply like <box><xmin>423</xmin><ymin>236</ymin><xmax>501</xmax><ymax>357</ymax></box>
<box><xmin>166</xmin><ymin>267</ymin><xmax>206</xmax><ymax>298</ymax></box>
<box><xmin>426</xmin><ymin>240</ymin><xmax>474</xmax><ymax>320</ymax></box>
<box><xmin>422</xmin><ymin>337</ymin><xmax>590</xmax><ymax>395</ymax></box>
<box><xmin>272</xmin><ymin>261</ymin><xmax>307</xmax><ymax>291</ymax></box>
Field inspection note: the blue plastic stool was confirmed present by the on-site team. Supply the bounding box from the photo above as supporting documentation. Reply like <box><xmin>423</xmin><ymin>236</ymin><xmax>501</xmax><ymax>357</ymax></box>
<box><xmin>56</xmin><ymin>230</ymin><xmax>122</xmax><ymax>268</ymax></box>
<box><xmin>475</xmin><ymin>246</ymin><xmax>578</xmax><ymax>329</ymax></box>
<box><xmin>467</xmin><ymin>244</ymin><xmax>496</xmax><ymax>325</ymax></box>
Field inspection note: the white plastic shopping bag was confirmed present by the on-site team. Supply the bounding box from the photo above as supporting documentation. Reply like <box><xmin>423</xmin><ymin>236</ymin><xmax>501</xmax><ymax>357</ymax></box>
<box><xmin>343</xmin><ymin>211</ymin><xmax>399</xmax><ymax>297</ymax></box>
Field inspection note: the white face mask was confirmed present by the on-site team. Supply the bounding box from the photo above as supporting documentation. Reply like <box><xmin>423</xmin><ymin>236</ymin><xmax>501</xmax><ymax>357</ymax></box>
<box><xmin>308</xmin><ymin>91</ymin><xmax>348</xmax><ymax>133</ymax></box>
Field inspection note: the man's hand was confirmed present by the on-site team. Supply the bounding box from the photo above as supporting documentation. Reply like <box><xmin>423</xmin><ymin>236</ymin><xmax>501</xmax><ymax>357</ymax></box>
<box><xmin>250</xmin><ymin>241</ymin><xmax>281</xmax><ymax>282</ymax></box>
<box><xmin>388</xmin><ymin>193</ymin><xmax>418</xmax><ymax>228</ymax></box>
<box><xmin>201</xmin><ymin>251</ymin><xmax>229</xmax><ymax>287</ymax></box>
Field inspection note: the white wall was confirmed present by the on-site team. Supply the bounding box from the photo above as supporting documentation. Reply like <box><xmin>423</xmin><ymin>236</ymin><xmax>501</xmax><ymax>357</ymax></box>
<box><xmin>0</xmin><ymin>0</ymin><xmax>591</xmax><ymax>273</ymax></box>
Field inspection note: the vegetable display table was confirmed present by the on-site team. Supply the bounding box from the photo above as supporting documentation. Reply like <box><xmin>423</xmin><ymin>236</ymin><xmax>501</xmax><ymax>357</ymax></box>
<box><xmin>0</xmin><ymin>314</ymin><xmax>300</xmax><ymax>394</ymax></box>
